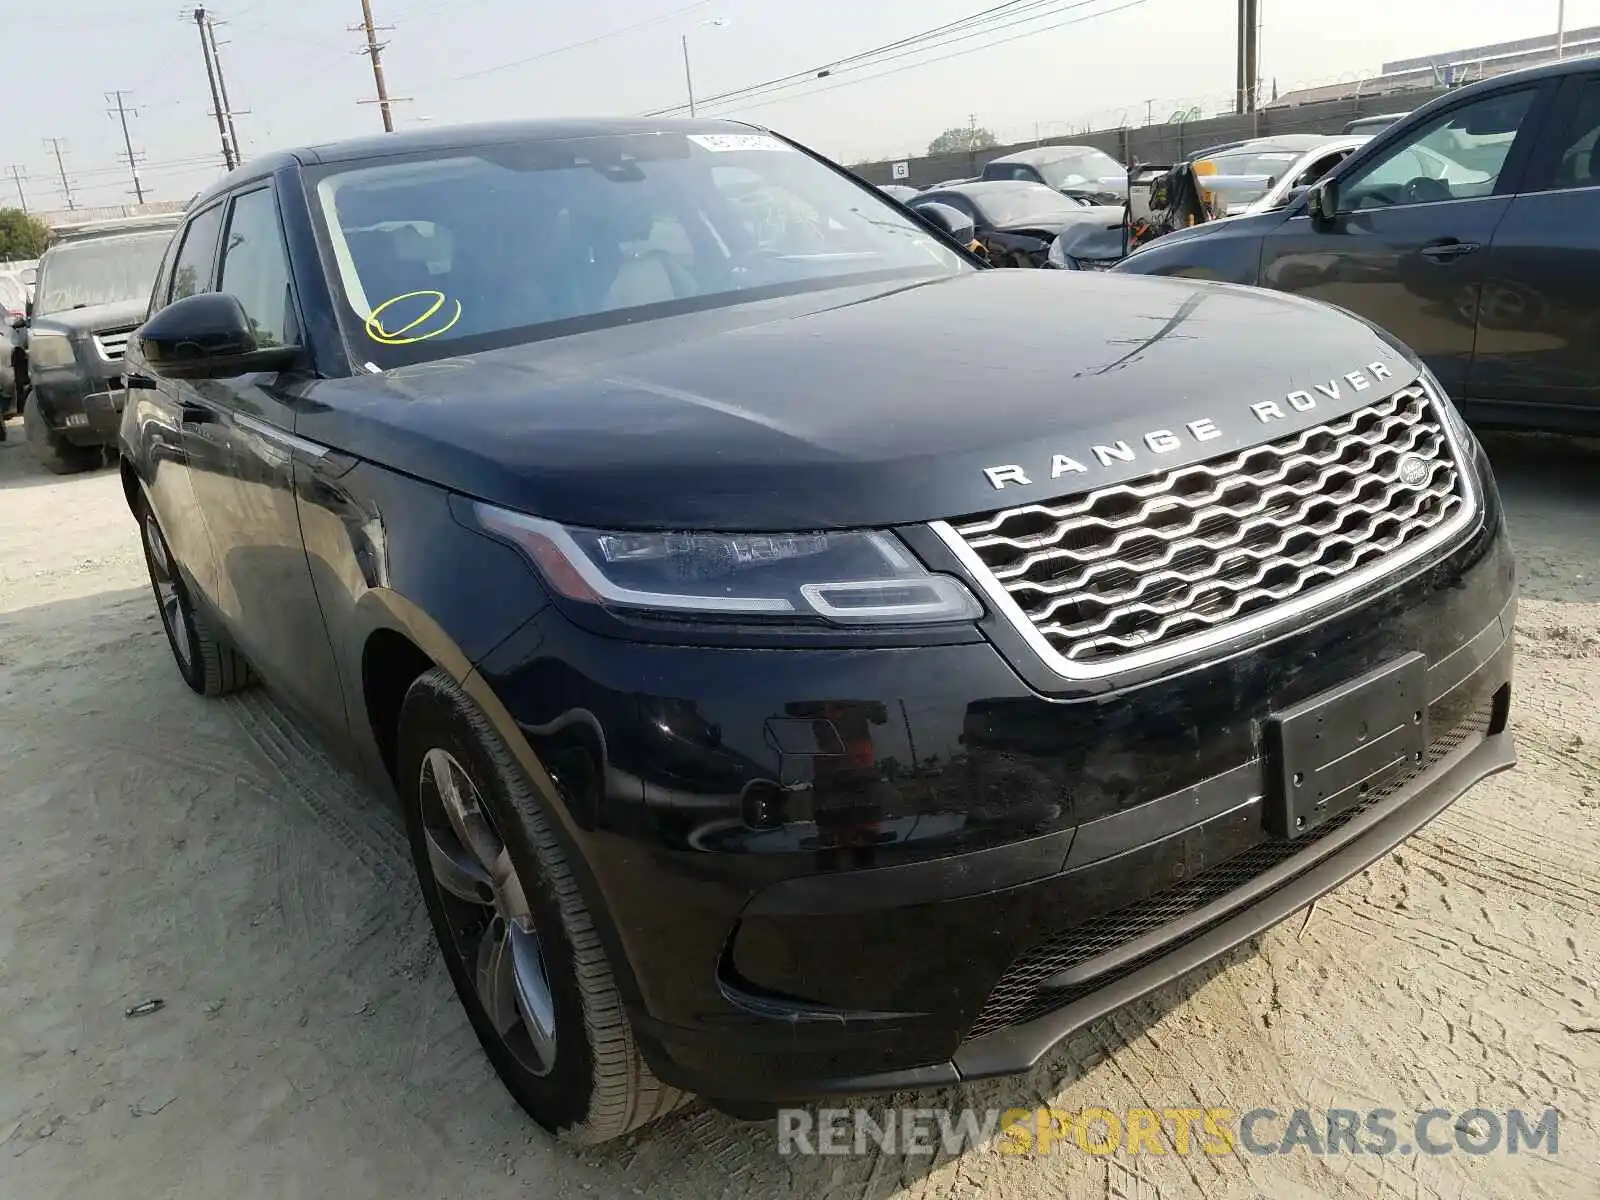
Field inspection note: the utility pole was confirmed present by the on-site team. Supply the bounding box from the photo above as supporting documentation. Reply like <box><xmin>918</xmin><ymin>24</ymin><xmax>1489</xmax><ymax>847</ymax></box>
<box><xmin>6</xmin><ymin>166</ymin><xmax>26</xmax><ymax>212</ymax></box>
<box><xmin>1235</xmin><ymin>0</ymin><xmax>1259</xmax><ymax>113</ymax></box>
<box><xmin>681</xmin><ymin>34</ymin><xmax>696</xmax><ymax>118</ymax></box>
<box><xmin>193</xmin><ymin>7</ymin><xmax>236</xmax><ymax>170</ymax></box>
<box><xmin>106</xmin><ymin>90</ymin><xmax>147</xmax><ymax>204</ymax></box>
<box><xmin>44</xmin><ymin>138</ymin><xmax>75</xmax><ymax>211</ymax></box>
<box><xmin>205</xmin><ymin>13</ymin><xmax>244</xmax><ymax>162</ymax></box>
<box><xmin>353</xmin><ymin>0</ymin><xmax>399</xmax><ymax>132</ymax></box>
<box><xmin>1556</xmin><ymin>0</ymin><xmax>1566</xmax><ymax>59</ymax></box>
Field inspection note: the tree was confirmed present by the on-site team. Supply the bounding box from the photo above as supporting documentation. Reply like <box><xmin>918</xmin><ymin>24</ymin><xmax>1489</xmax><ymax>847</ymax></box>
<box><xmin>927</xmin><ymin>125</ymin><xmax>998</xmax><ymax>156</ymax></box>
<box><xmin>0</xmin><ymin>209</ymin><xmax>50</xmax><ymax>261</ymax></box>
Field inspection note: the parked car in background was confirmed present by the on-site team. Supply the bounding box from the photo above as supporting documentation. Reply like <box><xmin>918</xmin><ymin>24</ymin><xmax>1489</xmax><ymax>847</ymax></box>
<box><xmin>908</xmin><ymin>180</ymin><xmax>1121</xmax><ymax>266</ymax></box>
<box><xmin>21</xmin><ymin>217</ymin><xmax>180</xmax><ymax>471</ymax></box>
<box><xmin>1344</xmin><ymin>111</ymin><xmax>1412</xmax><ymax>136</ymax></box>
<box><xmin>1233</xmin><ymin>135</ymin><xmax>1370</xmax><ymax>216</ymax></box>
<box><xmin>0</xmin><ymin>272</ymin><xmax>28</xmax><ymax>436</ymax></box>
<box><xmin>120</xmin><ymin>116</ymin><xmax>1515</xmax><ymax>1146</ymax></box>
<box><xmin>982</xmin><ymin>144</ymin><xmax>1128</xmax><ymax>204</ymax></box>
<box><xmin>877</xmin><ymin>183</ymin><xmax>919</xmax><ymax>202</ymax></box>
<box><xmin>1116</xmin><ymin>57</ymin><xmax>1600</xmax><ymax>433</ymax></box>
<box><xmin>1192</xmin><ymin>134</ymin><xmax>1345</xmax><ymax>216</ymax></box>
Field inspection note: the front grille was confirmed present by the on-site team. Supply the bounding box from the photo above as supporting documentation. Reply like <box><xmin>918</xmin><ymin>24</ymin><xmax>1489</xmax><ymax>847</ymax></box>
<box><xmin>965</xmin><ymin>699</ymin><xmax>1495</xmax><ymax>1040</ymax></box>
<box><xmin>950</xmin><ymin>385</ymin><xmax>1468</xmax><ymax>672</ymax></box>
<box><xmin>93</xmin><ymin>327</ymin><xmax>135</xmax><ymax>360</ymax></box>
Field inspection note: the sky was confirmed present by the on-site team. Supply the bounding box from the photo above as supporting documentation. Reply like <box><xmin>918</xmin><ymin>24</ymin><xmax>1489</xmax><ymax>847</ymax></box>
<box><xmin>5</xmin><ymin>0</ymin><xmax>1594</xmax><ymax>211</ymax></box>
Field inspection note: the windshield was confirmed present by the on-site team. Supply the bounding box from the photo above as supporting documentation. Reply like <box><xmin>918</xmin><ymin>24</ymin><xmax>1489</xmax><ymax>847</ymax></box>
<box><xmin>1202</xmin><ymin>147</ymin><xmax>1304</xmax><ymax>179</ymax></box>
<box><xmin>978</xmin><ymin>187</ymin><xmax>1088</xmax><ymax>226</ymax></box>
<box><xmin>1037</xmin><ymin>149</ymin><xmax>1125</xmax><ymax>190</ymax></box>
<box><xmin>35</xmin><ymin>232</ymin><xmax>173</xmax><ymax>315</ymax></box>
<box><xmin>307</xmin><ymin>131</ymin><xmax>965</xmax><ymax>365</ymax></box>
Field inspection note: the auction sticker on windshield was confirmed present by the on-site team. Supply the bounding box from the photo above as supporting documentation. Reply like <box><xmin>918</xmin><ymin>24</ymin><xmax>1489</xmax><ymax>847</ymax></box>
<box><xmin>687</xmin><ymin>133</ymin><xmax>794</xmax><ymax>153</ymax></box>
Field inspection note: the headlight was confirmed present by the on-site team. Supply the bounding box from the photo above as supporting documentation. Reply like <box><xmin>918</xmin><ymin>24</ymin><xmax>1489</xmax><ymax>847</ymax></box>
<box><xmin>27</xmin><ymin>330</ymin><xmax>78</xmax><ymax>370</ymax></box>
<box><xmin>476</xmin><ymin>504</ymin><xmax>983</xmax><ymax>626</ymax></box>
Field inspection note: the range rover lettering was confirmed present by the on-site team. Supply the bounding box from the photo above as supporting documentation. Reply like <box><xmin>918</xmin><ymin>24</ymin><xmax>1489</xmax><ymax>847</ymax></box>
<box><xmin>118</xmin><ymin>119</ymin><xmax>1517</xmax><ymax>1143</ymax></box>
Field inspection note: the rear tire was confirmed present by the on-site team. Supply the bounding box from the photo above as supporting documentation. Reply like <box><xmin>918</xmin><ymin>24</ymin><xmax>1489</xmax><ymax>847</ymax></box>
<box><xmin>399</xmin><ymin>668</ymin><xmax>685</xmax><ymax>1143</ymax></box>
<box><xmin>137</xmin><ymin>493</ymin><xmax>253</xmax><ymax>696</ymax></box>
<box><xmin>23</xmin><ymin>391</ymin><xmax>101</xmax><ymax>474</ymax></box>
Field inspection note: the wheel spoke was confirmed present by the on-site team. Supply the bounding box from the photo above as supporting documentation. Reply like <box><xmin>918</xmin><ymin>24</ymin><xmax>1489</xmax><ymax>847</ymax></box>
<box><xmin>508</xmin><ymin>922</ymin><xmax>558</xmax><ymax>1073</ymax></box>
<box><xmin>424</xmin><ymin>748</ymin><xmax>503</xmax><ymax>874</ymax></box>
<box><xmin>424</xmin><ymin>822</ymin><xmax>494</xmax><ymax>904</ymax></box>
<box><xmin>475</xmin><ymin>918</ymin><xmax>519</xmax><ymax>1037</ymax></box>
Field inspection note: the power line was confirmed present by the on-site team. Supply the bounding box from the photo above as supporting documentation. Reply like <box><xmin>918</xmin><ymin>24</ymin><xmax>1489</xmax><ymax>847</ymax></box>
<box><xmin>106</xmin><ymin>90</ymin><xmax>148</xmax><ymax>203</ymax></box>
<box><xmin>43</xmin><ymin>138</ymin><xmax>76</xmax><ymax>211</ymax></box>
<box><xmin>644</xmin><ymin>0</ymin><xmax>1103</xmax><ymax>116</ymax></box>
<box><xmin>646</xmin><ymin>0</ymin><xmax>1134</xmax><ymax>118</ymax></box>
<box><xmin>724</xmin><ymin>0</ymin><xmax>1148</xmax><ymax>117</ymax></box>
<box><xmin>435</xmin><ymin>0</ymin><xmax>715</xmax><ymax>86</ymax></box>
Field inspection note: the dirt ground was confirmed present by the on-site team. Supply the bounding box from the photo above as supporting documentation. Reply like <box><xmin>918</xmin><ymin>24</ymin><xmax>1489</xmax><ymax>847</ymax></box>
<box><xmin>1</xmin><ymin>418</ymin><xmax>1596</xmax><ymax>1200</ymax></box>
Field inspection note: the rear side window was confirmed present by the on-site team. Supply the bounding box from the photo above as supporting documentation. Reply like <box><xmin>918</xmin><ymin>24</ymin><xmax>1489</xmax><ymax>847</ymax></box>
<box><xmin>1547</xmin><ymin>78</ymin><xmax>1600</xmax><ymax>191</ymax></box>
<box><xmin>168</xmin><ymin>205</ymin><xmax>224</xmax><ymax>303</ymax></box>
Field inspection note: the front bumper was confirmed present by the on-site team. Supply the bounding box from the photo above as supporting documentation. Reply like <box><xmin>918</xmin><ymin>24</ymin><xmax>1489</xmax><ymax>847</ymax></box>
<box><xmin>472</xmin><ymin>454</ymin><xmax>1516</xmax><ymax>1103</ymax></box>
<box><xmin>31</xmin><ymin>364</ymin><xmax>125</xmax><ymax>446</ymax></box>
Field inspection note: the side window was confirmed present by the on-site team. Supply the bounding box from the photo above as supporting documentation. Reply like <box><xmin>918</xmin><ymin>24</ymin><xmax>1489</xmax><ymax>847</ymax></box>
<box><xmin>1547</xmin><ymin>78</ymin><xmax>1600</xmax><ymax>191</ymax></box>
<box><xmin>220</xmin><ymin>188</ymin><xmax>298</xmax><ymax>347</ymax></box>
<box><xmin>1294</xmin><ymin>150</ymin><xmax>1350</xmax><ymax>189</ymax></box>
<box><xmin>168</xmin><ymin>205</ymin><xmax>224</xmax><ymax>302</ymax></box>
<box><xmin>1340</xmin><ymin>88</ymin><xmax>1537</xmax><ymax>212</ymax></box>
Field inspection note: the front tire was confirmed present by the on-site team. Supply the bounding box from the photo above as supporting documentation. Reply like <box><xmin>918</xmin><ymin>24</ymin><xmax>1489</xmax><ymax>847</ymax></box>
<box><xmin>23</xmin><ymin>390</ymin><xmax>101</xmax><ymax>474</ymax></box>
<box><xmin>137</xmin><ymin>495</ymin><xmax>253</xmax><ymax>696</ymax></box>
<box><xmin>398</xmin><ymin>668</ymin><xmax>684</xmax><ymax>1143</ymax></box>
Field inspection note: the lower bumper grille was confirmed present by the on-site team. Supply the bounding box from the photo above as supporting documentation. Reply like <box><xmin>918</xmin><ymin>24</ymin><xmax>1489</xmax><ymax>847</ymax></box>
<box><xmin>965</xmin><ymin>698</ymin><xmax>1496</xmax><ymax>1041</ymax></box>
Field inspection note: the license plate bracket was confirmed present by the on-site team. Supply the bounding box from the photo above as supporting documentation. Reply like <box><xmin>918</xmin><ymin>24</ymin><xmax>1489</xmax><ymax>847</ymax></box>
<box><xmin>1265</xmin><ymin>653</ymin><xmax>1429</xmax><ymax>839</ymax></box>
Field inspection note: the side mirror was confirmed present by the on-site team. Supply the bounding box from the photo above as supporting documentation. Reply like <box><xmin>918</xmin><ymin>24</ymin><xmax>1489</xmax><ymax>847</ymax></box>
<box><xmin>136</xmin><ymin>292</ymin><xmax>297</xmax><ymax>381</ymax></box>
<box><xmin>916</xmin><ymin>201</ymin><xmax>977</xmax><ymax>248</ymax></box>
<box><xmin>1308</xmin><ymin>176</ymin><xmax>1339</xmax><ymax>226</ymax></box>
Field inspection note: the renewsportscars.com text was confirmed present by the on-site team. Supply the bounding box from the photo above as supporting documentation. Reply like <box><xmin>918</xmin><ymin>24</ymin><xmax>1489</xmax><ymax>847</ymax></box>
<box><xmin>776</xmin><ymin>1106</ymin><xmax>1561</xmax><ymax>1158</ymax></box>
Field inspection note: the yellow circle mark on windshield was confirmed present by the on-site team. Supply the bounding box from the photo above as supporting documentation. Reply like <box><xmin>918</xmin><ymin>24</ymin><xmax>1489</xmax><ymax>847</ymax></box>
<box><xmin>365</xmin><ymin>290</ymin><xmax>463</xmax><ymax>345</ymax></box>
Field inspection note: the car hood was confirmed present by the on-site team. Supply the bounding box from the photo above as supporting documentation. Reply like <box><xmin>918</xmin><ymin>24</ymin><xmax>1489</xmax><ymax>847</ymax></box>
<box><xmin>29</xmin><ymin>298</ymin><xmax>147</xmax><ymax>335</ymax></box>
<box><xmin>993</xmin><ymin>204</ymin><xmax>1126</xmax><ymax>238</ymax></box>
<box><xmin>297</xmin><ymin>270</ymin><xmax>1419</xmax><ymax>531</ymax></box>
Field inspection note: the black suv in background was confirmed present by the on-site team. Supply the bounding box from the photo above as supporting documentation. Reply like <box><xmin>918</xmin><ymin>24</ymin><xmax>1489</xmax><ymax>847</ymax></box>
<box><xmin>1115</xmin><ymin>58</ymin><xmax>1600</xmax><ymax>434</ymax></box>
<box><xmin>21</xmin><ymin>218</ymin><xmax>179</xmax><ymax>471</ymax></box>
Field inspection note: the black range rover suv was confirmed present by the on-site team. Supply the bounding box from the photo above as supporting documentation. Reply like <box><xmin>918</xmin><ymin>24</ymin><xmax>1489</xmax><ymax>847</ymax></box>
<box><xmin>117</xmin><ymin>119</ymin><xmax>1516</xmax><ymax>1142</ymax></box>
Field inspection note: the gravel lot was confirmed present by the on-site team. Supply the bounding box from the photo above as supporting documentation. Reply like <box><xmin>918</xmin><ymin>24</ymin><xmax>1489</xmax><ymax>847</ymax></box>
<box><xmin>1</xmin><ymin>417</ymin><xmax>1596</xmax><ymax>1200</ymax></box>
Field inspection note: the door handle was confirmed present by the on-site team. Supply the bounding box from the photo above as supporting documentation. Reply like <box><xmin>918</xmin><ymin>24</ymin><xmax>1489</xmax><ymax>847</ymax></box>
<box><xmin>179</xmin><ymin>401</ymin><xmax>217</xmax><ymax>425</ymax></box>
<box><xmin>1419</xmin><ymin>239</ymin><xmax>1480</xmax><ymax>263</ymax></box>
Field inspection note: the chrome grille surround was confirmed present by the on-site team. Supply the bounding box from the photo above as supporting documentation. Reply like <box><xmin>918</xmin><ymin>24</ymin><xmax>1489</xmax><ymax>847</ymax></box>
<box><xmin>93</xmin><ymin>327</ymin><xmax>135</xmax><ymax>361</ymax></box>
<box><xmin>933</xmin><ymin>381</ymin><xmax>1478</xmax><ymax>680</ymax></box>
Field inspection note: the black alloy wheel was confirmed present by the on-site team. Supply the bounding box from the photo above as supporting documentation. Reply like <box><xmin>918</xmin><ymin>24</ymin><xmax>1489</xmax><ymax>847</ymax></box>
<box><xmin>137</xmin><ymin>496</ymin><xmax>253</xmax><ymax>696</ymax></box>
<box><xmin>398</xmin><ymin>669</ymin><xmax>684</xmax><ymax>1142</ymax></box>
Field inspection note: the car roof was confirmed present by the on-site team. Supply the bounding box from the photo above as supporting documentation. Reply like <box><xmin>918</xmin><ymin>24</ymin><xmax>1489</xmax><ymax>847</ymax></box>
<box><xmin>1203</xmin><ymin>133</ymin><xmax>1334</xmax><ymax>156</ymax></box>
<box><xmin>47</xmin><ymin>221</ymin><xmax>181</xmax><ymax>249</ymax></box>
<box><xmin>190</xmin><ymin>117</ymin><xmax>774</xmax><ymax>208</ymax></box>
<box><xmin>986</xmin><ymin>145</ymin><xmax>1107</xmax><ymax>165</ymax></box>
